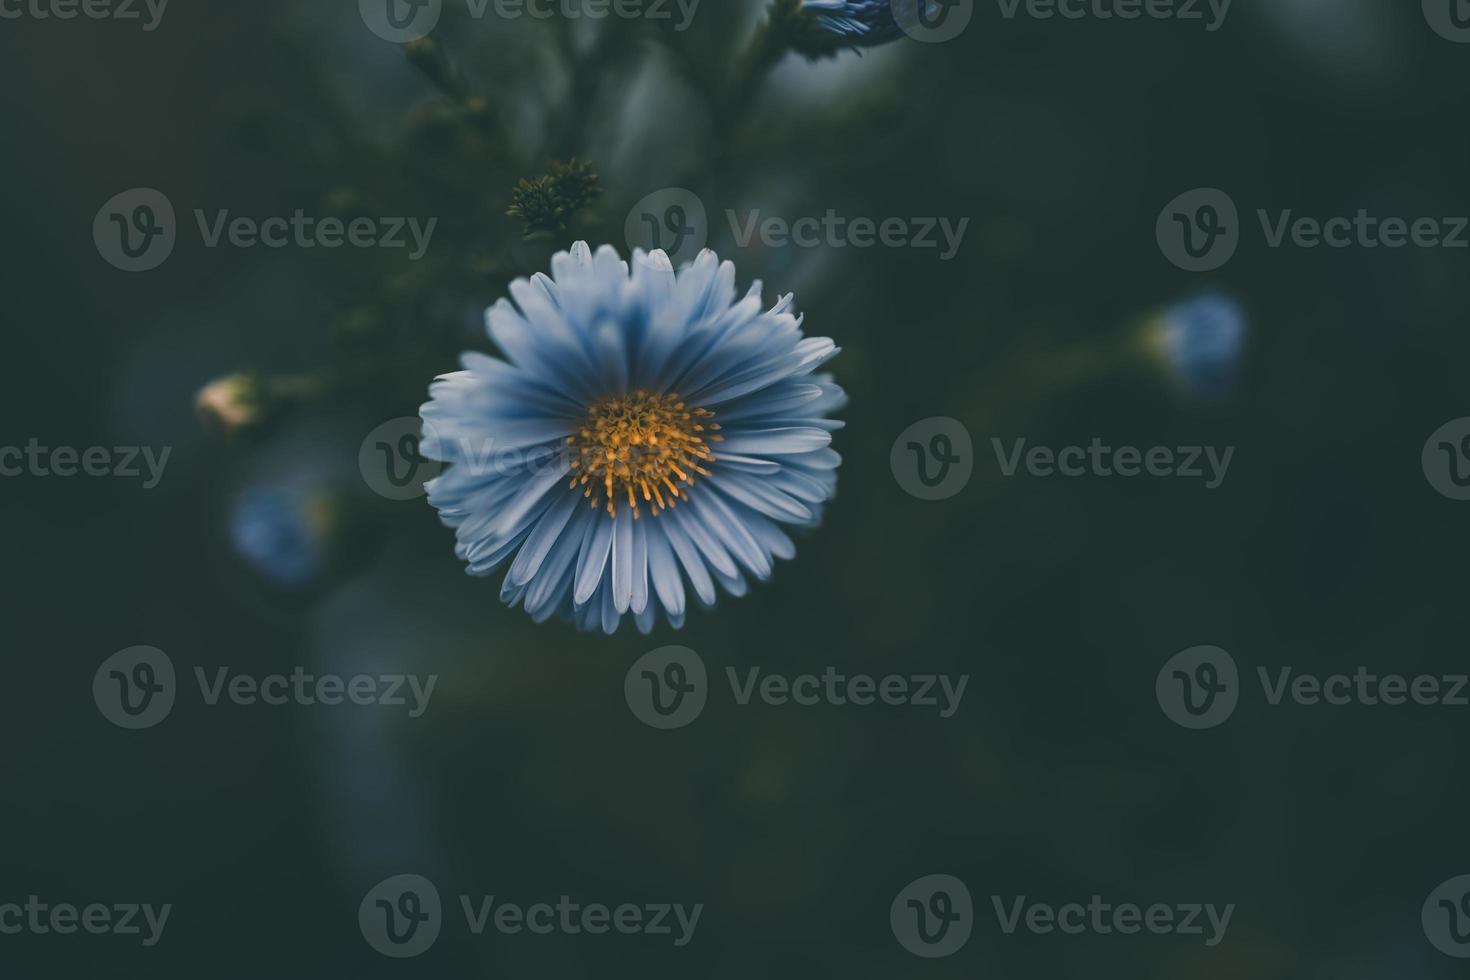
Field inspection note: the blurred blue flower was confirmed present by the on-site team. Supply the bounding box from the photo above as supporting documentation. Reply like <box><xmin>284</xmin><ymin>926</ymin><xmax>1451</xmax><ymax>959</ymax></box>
<box><xmin>230</xmin><ymin>487</ymin><xmax>335</xmax><ymax>589</ymax></box>
<box><xmin>1149</xmin><ymin>293</ymin><xmax>1246</xmax><ymax>400</ymax></box>
<box><xmin>420</xmin><ymin>241</ymin><xmax>846</xmax><ymax>634</ymax></box>
<box><xmin>799</xmin><ymin>1</ymin><xmax>905</xmax><ymax>45</ymax></box>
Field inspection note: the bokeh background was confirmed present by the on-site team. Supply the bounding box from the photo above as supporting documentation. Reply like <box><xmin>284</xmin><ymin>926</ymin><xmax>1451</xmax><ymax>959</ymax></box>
<box><xmin>3</xmin><ymin>0</ymin><xmax>1470</xmax><ymax>976</ymax></box>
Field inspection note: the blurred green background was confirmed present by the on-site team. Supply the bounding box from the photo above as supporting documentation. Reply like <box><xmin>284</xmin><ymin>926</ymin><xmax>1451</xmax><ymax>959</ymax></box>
<box><xmin>3</xmin><ymin>0</ymin><xmax>1470</xmax><ymax>976</ymax></box>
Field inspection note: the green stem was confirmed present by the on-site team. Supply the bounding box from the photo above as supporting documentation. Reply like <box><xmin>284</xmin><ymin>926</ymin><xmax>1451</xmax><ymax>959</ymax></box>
<box><xmin>722</xmin><ymin>3</ymin><xmax>795</xmax><ymax>127</ymax></box>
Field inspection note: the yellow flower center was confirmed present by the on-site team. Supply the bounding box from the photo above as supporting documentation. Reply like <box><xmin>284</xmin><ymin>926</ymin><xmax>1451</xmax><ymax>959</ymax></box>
<box><xmin>567</xmin><ymin>390</ymin><xmax>720</xmax><ymax>518</ymax></box>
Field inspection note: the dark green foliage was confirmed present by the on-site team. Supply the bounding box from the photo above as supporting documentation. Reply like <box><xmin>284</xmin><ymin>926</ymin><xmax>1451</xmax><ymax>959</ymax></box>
<box><xmin>506</xmin><ymin>159</ymin><xmax>603</xmax><ymax>238</ymax></box>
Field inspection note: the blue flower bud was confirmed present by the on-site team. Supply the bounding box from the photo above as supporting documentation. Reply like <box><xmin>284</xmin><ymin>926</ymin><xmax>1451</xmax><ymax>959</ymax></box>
<box><xmin>1148</xmin><ymin>293</ymin><xmax>1247</xmax><ymax>400</ymax></box>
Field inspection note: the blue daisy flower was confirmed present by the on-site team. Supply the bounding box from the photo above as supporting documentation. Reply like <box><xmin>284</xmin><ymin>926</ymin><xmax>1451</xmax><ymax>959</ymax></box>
<box><xmin>795</xmin><ymin>1</ymin><xmax>948</xmax><ymax>47</ymax></box>
<box><xmin>799</xmin><ymin>1</ymin><xmax>901</xmax><ymax>42</ymax></box>
<box><xmin>1149</xmin><ymin>292</ymin><xmax>1246</xmax><ymax>400</ymax></box>
<box><xmin>419</xmin><ymin>242</ymin><xmax>846</xmax><ymax>635</ymax></box>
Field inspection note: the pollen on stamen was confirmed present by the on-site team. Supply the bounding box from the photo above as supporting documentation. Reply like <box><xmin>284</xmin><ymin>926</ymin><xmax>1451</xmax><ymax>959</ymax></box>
<box><xmin>565</xmin><ymin>389</ymin><xmax>719</xmax><ymax>519</ymax></box>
